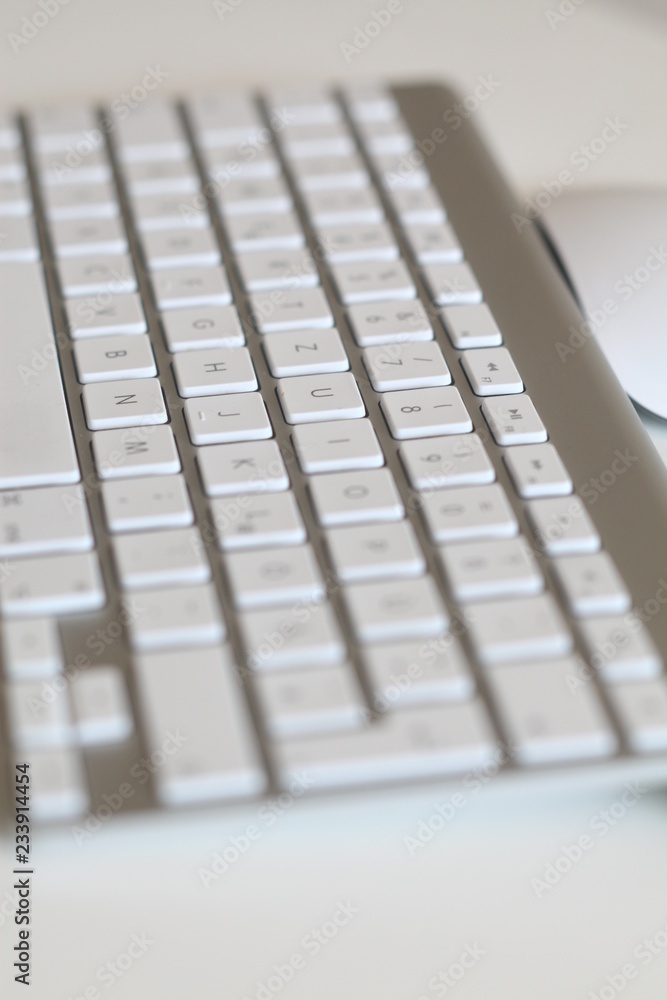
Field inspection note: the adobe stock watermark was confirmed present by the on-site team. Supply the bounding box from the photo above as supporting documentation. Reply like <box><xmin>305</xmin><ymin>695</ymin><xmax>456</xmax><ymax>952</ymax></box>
<box><xmin>566</xmin><ymin>577</ymin><xmax>667</xmax><ymax>693</ymax></box>
<box><xmin>63</xmin><ymin>933</ymin><xmax>154</xmax><ymax>999</ymax></box>
<box><xmin>545</xmin><ymin>0</ymin><xmax>587</xmax><ymax>30</ymax></box>
<box><xmin>512</xmin><ymin>117</ymin><xmax>629</xmax><ymax>233</ymax></box>
<box><xmin>71</xmin><ymin>730</ymin><xmax>190</xmax><ymax>844</ymax></box>
<box><xmin>8</xmin><ymin>0</ymin><xmax>75</xmax><ymax>55</ymax></box>
<box><xmin>380</xmin><ymin>75</ymin><xmax>501</xmax><ymax>189</ymax></box>
<box><xmin>403</xmin><ymin>740</ymin><xmax>519</xmax><ymax>856</ymax></box>
<box><xmin>340</xmin><ymin>0</ymin><xmax>416</xmax><ymax>63</ymax></box>
<box><xmin>197</xmin><ymin>772</ymin><xmax>314</xmax><ymax>887</ymax></box>
<box><xmin>241</xmin><ymin>901</ymin><xmax>359</xmax><ymax>1000</ymax></box>
<box><xmin>588</xmin><ymin>915</ymin><xmax>667</xmax><ymax>1000</ymax></box>
<box><xmin>530</xmin><ymin>781</ymin><xmax>646</xmax><ymax>898</ymax></box>
<box><xmin>415</xmin><ymin>943</ymin><xmax>486</xmax><ymax>999</ymax></box>
<box><xmin>555</xmin><ymin>244</ymin><xmax>667</xmax><ymax>363</ymax></box>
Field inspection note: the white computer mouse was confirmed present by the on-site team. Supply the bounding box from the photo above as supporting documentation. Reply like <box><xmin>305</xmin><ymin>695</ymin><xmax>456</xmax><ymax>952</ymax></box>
<box><xmin>539</xmin><ymin>189</ymin><xmax>667</xmax><ymax>420</ymax></box>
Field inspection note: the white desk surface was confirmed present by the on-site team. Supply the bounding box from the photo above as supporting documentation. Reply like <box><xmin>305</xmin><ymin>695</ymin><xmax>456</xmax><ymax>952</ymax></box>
<box><xmin>2</xmin><ymin>1</ymin><xmax>667</xmax><ymax>997</ymax></box>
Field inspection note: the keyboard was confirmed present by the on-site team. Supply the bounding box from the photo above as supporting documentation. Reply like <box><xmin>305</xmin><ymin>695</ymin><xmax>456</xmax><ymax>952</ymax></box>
<box><xmin>2</xmin><ymin>81</ymin><xmax>667</xmax><ymax>824</ymax></box>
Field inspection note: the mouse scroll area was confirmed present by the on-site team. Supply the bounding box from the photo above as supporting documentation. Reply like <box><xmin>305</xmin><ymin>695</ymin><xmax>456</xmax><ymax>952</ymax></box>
<box><xmin>538</xmin><ymin>189</ymin><xmax>667</xmax><ymax>422</ymax></box>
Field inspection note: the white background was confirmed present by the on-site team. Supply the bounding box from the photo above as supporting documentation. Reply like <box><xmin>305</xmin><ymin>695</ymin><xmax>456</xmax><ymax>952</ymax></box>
<box><xmin>2</xmin><ymin>1</ymin><xmax>667</xmax><ymax>997</ymax></box>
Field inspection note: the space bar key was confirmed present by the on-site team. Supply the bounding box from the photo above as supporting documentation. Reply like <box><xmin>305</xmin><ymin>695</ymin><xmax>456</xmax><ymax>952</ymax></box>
<box><xmin>0</xmin><ymin>262</ymin><xmax>80</xmax><ymax>488</ymax></box>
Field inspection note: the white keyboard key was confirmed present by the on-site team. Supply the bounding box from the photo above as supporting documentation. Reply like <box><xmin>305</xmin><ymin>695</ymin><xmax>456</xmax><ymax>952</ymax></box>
<box><xmin>488</xmin><ymin>659</ymin><xmax>617</xmax><ymax>764</ymax></box>
<box><xmin>504</xmin><ymin>444</ymin><xmax>573</xmax><ymax>499</ymax></box>
<box><xmin>364</xmin><ymin>638</ymin><xmax>473</xmax><ymax>706</ymax></box>
<box><xmin>389</xmin><ymin>186</ymin><xmax>445</xmax><ymax>225</ymax></box>
<box><xmin>552</xmin><ymin>553</ymin><xmax>631</xmax><ymax>617</ymax></box>
<box><xmin>303</xmin><ymin>188</ymin><xmax>384</xmax><ymax>226</ymax></box>
<box><xmin>38</xmin><ymin>149</ymin><xmax>110</xmax><ymax>187</ymax></box>
<box><xmin>440</xmin><ymin>303</ymin><xmax>503</xmax><ymax>349</ymax></box>
<box><xmin>317</xmin><ymin>223</ymin><xmax>398</xmax><ymax>264</ymax></box>
<box><xmin>214</xmin><ymin>491</ymin><xmax>305</xmax><ymax>551</ymax></box>
<box><xmin>381</xmin><ymin>386</ymin><xmax>472</xmax><ymax>439</ymax></box>
<box><xmin>2</xmin><ymin>618</ymin><xmax>62</xmax><ymax>680</ymax></box>
<box><xmin>482</xmin><ymin>395</ymin><xmax>546</xmax><ymax>443</ymax></box>
<box><xmin>422</xmin><ymin>262</ymin><xmax>482</xmax><ymax>305</ymax></box>
<box><xmin>8</xmin><ymin>679</ymin><xmax>73</xmax><ymax>748</ymax></box>
<box><xmin>30</xmin><ymin>105</ymin><xmax>97</xmax><ymax>151</ymax></box>
<box><xmin>207</xmin><ymin>146</ymin><xmax>281</xmax><ymax>182</ymax></box>
<box><xmin>185</xmin><ymin>392</ymin><xmax>272</xmax><ymax>445</ymax></box>
<box><xmin>218</xmin><ymin>178</ymin><xmax>292</xmax><ymax>216</ymax></box>
<box><xmin>92</xmin><ymin>425</ymin><xmax>181</xmax><ymax>479</ymax></box>
<box><xmin>0</xmin><ymin>111</ymin><xmax>20</xmax><ymax>150</ymax></box>
<box><xmin>129</xmin><ymin>583</ymin><xmax>225</xmax><ymax>650</ymax></box>
<box><xmin>0</xmin><ymin>216</ymin><xmax>39</xmax><ymax>262</ymax></box>
<box><xmin>113</xmin><ymin>527</ymin><xmax>210</xmax><ymax>589</ymax></box>
<box><xmin>331</xmin><ymin>259</ymin><xmax>415</xmax><ymax>304</ymax></box>
<box><xmin>292</xmin><ymin>418</ymin><xmax>384</xmax><ymax>473</ymax></box>
<box><xmin>239</xmin><ymin>601</ymin><xmax>345</xmax><ymax>669</ymax></box>
<box><xmin>83</xmin><ymin>377</ymin><xmax>167</xmax><ymax>429</ymax></box>
<box><xmin>275</xmin><ymin>699</ymin><xmax>496</xmax><ymax>791</ymax></box>
<box><xmin>292</xmin><ymin>154</ymin><xmax>368</xmax><ymax>192</ymax></box>
<box><xmin>250</xmin><ymin>287</ymin><xmax>333</xmax><ymax>332</ymax></box>
<box><xmin>263</xmin><ymin>327</ymin><xmax>349</xmax><ymax>377</ymax></box>
<box><xmin>405</xmin><ymin>223</ymin><xmax>463</xmax><ymax>264</ymax></box>
<box><xmin>70</xmin><ymin>666</ymin><xmax>133</xmax><ymax>745</ymax></box>
<box><xmin>133</xmin><ymin>194</ymin><xmax>209</xmax><ymax>232</ymax></box>
<box><xmin>347</xmin><ymin>300</ymin><xmax>433</xmax><ymax>346</ymax></box>
<box><xmin>0</xmin><ymin>178</ymin><xmax>32</xmax><ymax>216</ymax></box>
<box><xmin>462</xmin><ymin>348</ymin><xmax>524</xmax><ymax>396</ymax></box>
<box><xmin>198</xmin><ymin>440</ymin><xmax>289</xmax><ymax>496</ymax></box>
<box><xmin>152</xmin><ymin>266</ymin><xmax>232</xmax><ymax>309</ymax></box>
<box><xmin>358</xmin><ymin>118</ymin><xmax>414</xmax><ymax>155</ymax></box>
<box><xmin>116</xmin><ymin>102</ymin><xmax>189</xmax><ymax>162</ymax></box>
<box><xmin>73</xmin><ymin>334</ymin><xmax>156</xmax><ymax>382</ymax></box>
<box><xmin>440</xmin><ymin>537</ymin><xmax>543</xmax><ymax>602</ymax></box>
<box><xmin>267</xmin><ymin>86</ymin><xmax>340</xmax><ymax>125</ymax></box>
<box><xmin>310</xmin><ymin>468</ymin><xmax>404</xmax><ymax>526</ymax></box>
<box><xmin>527</xmin><ymin>496</ymin><xmax>600</xmax><ymax>556</ymax></box>
<box><xmin>189</xmin><ymin>92</ymin><xmax>263</xmax><ymax>147</ymax></box>
<box><xmin>25</xmin><ymin>747</ymin><xmax>89</xmax><ymax>821</ymax></box>
<box><xmin>0</xmin><ymin>551</ymin><xmax>105</xmax><ymax>616</ymax></box>
<box><xmin>173</xmin><ymin>346</ymin><xmax>257</xmax><ymax>397</ymax></box>
<box><xmin>135</xmin><ymin>645</ymin><xmax>266</xmax><ymax>804</ymax></box>
<box><xmin>161</xmin><ymin>304</ymin><xmax>245</xmax><ymax>351</ymax></box>
<box><xmin>0</xmin><ymin>152</ymin><xmax>26</xmax><ymax>183</ymax></box>
<box><xmin>608</xmin><ymin>680</ymin><xmax>667</xmax><ymax>753</ymax></box>
<box><xmin>43</xmin><ymin>181</ymin><xmax>118</xmax><ymax>221</ymax></box>
<box><xmin>0</xmin><ymin>263</ymin><xmax>80</xmax><ymax>489</ymax></box>
<box><xmin>143</xmin><ymin>228</ymin><xmax>222</xmax><ymax>269</ymax></box>
<box><xmin>58</xmin><ymin>254</ymin><xmax>137</xmax><ymax>298</ymax></box>
<box><xmin>281</xmin><ymin>122</ymin><xmax>355</xmax><ymax>158</ymax></box>
<box><xmin>102</xmin><ymin>474</ymin><xmax>193</xmax><ymax>532</ymax></box>
<box><xmin>363</xmin><ymin>341</ymin><xmax>451</xmax><ymax>391</ymax></box>
<box><xmin>225</xmin><ymin>544</ymin><xmax>325</xmax><ymax>609</ymax></box>
<box><xmin>124</xmin><ymin>158</ymin><xmax>199</xmax><ymax>196</ymax></box>
<box><xmin>579</xmin><ymin>617</ymin><xmax>662</xmax><ymax>683</ymax></box>
<box><xmin>51</xmin><ymin>217</ymin><xmax>127</xmax><ymax>257</ymax></box>
<box><xmin>345</xmin><ymin>85</ymin><xmax>399</xmax><ymax>123</ymax></box>
<box><xmin>421</xmin><ymin>484</ymin><xmax>518</xmax><ymax>544</ymax></box>
<box><xmin>343</xmin><ymin>576</ymin><xmax>448</xmax><ymax>643</ymax></box>
<box><xmin>277</xmin><ymin>372</ymin><xmax>365</xmax><ymax>423</ymax></box>
<box><xmin>257</xmin><ymin>666</ymin><xmax>366</xmax><ymax>739</ymax></box>
<box><xmin>66</xmin><ymin>292</ymin><xmax>147</xmax><ymax>338</ymax></box>
<box><xmin>376</xmin><ymin>154</ymin><xmax>429</xmax><ymax>189</ymax></box>
<box><xmin>467</xmin><ymin>594</ymin><xmax>572</xmax><ymax>666</ymax></box>
<box><xmin>58</xmin><ymin>254</ymin><xmax>137</xmax><ymax>297</ymax></box>
<box><xmin>326</xmin><ymin>520</ymin><xmax>425</xmax><ymax>583</ymax></box>
<box><xmin>236</xmin><ymin>248</ymin><xmax>319</xmax><ymax>291</ymax></box>
<box><xmin>400</xmin><ymin>433</ymin><xmax>495</xmax><ymax>490</ymax></box>
<box><xmin>225</xmin><ymin>212</ymin><xmax>305</xmax><ymax>252</ymax></box>
<box><xmin>0</xmin><ymin>485</ymin><xmax>93</xmax><ymax>556</ymax></box>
